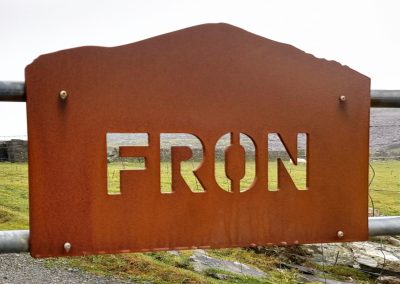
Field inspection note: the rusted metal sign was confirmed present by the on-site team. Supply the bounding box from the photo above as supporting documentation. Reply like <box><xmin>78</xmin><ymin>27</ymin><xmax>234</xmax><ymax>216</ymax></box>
<box><xmin>25</xmin><ymin>23</ymin><xmax>370</xmax><ymax>258</ymax></box>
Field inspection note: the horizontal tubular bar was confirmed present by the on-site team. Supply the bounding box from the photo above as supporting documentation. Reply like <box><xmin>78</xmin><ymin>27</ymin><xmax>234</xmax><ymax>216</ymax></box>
<box><xmin>0</xmin><ymin>230</ymin><xmax>29</xmax><ymax>253</ymax></box>
<box><xmin>0</xmin><ymin>81</ymin><xmax>400</xmax><ymax>107</ymax></box>
<box><xmin>0</xmin><ymin>218</ymin><xmax>399</xmax><ymax>254</ymax></box>
<box><xmin>0</xmin><ymin>81</ymin><xmax>25</xmax><ymax>102</ymax></box>
<box><xmin>371</xmin><ymin>90</ymin><xmax>400</xmax><ymax>108</ymax></box>
<box><xmin>368</xmin><ymin>216</ymin><xmax>400</xmax><ymax>237</ymax></box>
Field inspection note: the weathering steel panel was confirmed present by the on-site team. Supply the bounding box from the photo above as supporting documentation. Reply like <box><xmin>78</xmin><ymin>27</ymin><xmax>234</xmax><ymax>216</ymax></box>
<box><xmin>25</xmin><ymin>23</ymin><xmax>370</xmax><ymax>258</ymax></box>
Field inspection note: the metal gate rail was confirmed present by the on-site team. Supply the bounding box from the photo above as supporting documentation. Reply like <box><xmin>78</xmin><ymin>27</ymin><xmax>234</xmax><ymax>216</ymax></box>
<box><xmin>0</xmin><ymin>81</ymin><xmax>25</xmax><ymax>102</ymax></box>
<box><xmin>2</xmin><ymin>81</ymin><xmax>400</xmax><ymax>107</ymax></box>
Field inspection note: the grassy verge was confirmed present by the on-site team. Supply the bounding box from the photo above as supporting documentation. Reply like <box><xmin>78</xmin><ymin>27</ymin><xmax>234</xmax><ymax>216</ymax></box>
<box><xmin>0</xmin><ymin>162</ymin><xmax>29</xmax><ymax>230</ymax></box>
<box><xmin>369</xmin><ymin>160</ymin><xmax>400</xmax><ymax>215</ymax></box>
<box><xmin>1</xmin><ymin>160</ymin><xmax>399</xmax><ymax>283</ymax></box>
<box><xmin>47</xmin><ymin>252</ymin><xmax>213</xmax><ymax>283</ymax></box>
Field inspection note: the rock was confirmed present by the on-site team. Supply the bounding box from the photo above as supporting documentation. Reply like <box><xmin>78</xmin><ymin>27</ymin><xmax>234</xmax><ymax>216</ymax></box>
<box><xmin>306</xmin><ymin>241</ymin><xmax>400</xmax><ymax>278</ymax></box>
<box><xmin>167</xmin><ymin>250</ymin><xmax>180</xmax><ymax>256</ymax></box>
<box><xmin>377</xmin><ymin>276</ymin><xmax>400</xmax><ymax>284</ymax></box>
<box><xmin>351</xmin><ymin>242</ymin><xmax>400</xmax><ymax>274</ymax></box>
<box><xmin>194</xmin><ymin>249</ymin><xmax>206</xmax><ymax>255</ymax></box>
<box><xmin>300</xmin><ymin>274</ymin><xmax>355</xmax><ymax>284</ymax></box>
<box><xmin>356</xmin><ymin>256</ymin><xmax>378</xmax><ymax>268</ymax></box>
<box><xmin>206</xmin><ymin>272</ymin><xmax>231</xmax><ymax>280</ymax></box>
<box><xmin>282</xmin><ymin>263</ymin><xmax>356</xmax><ymax>283</ymax></box>
<box><xmin>189</xmin><ymin>249</ymin><xmax>266</xmax><ymax>278</ymax></box>
<box><xmin>281</xmin><ymin>263</ymin><xmax>317</xmax><ymax>275</ymax></box>
<box><xmin>388</xmin><ymin>237</ymin><xmax>400</xmax><ymax>247</ymax></box>
<box><xmin>305</xmin><ymin>243</ymin><xmax>355</xmax><ymax>266</ymax></box>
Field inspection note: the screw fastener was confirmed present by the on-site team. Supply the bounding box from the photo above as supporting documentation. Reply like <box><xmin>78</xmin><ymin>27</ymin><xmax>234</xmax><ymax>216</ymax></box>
<box><xmin>337</xmin><ymin>231</ymin><xmax>344</xmax><ymax>238</ymax></box>
<box><xmin>59</xmin><ymin>90</ymin><xmax>68</xmax><ymax>100</ymax></box>
<box><xmin>64</xmin><ymin>242</ymin><xmax>72</xmax><ymax>253</ymax></box>
<box><xmin>339</xmin><ymin>95</ymin><xmax>346</xmax><ymax>102</ymax></box>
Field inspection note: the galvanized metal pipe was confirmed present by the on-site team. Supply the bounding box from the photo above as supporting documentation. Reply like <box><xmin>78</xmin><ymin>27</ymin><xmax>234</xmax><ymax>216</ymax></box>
<box><xmin>0</xmin><ymin>230</ymin><xmax>29</xmax><ymax>253</ymax></box>
<box><xmin>371</xmin><ymin>90</ymin><xmax>400</xmax><ymax>108</ymax></box>
<box><xmin>368</xmin><ymin>216</ymin><xmax>400</xmax><ymax>237</ymax></box>
<box><xmin>0</xmin><ymin>81</ymin><xmax>25</xmax><ymax>102</ymax></box>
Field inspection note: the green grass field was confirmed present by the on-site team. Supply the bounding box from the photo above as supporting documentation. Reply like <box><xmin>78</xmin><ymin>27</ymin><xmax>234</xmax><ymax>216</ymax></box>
<box><xmin>1</xmin><ymin>160</ymin><xmax>399</xmax><ymax>283</ymax></box>
<box><xmin>0</xmin><ymin>162</ymin><xmax>29</xmax><ymax>230</ymax></box>
<box><xmin>368</xmin><ymin>160</ymin><xmax>400</xmax><ymax>215</ymax></box>
<box><xmin>107</xmin><ymin>159</ymin><xmax>306</xmax><ymax>194</ymax></box>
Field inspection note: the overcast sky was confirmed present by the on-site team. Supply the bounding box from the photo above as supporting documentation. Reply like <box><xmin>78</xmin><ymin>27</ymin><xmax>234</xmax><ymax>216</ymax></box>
<box><xmin>0</xmin><ymin>0</ymin><xmax>399</xmax><ymax>136</ymax></box>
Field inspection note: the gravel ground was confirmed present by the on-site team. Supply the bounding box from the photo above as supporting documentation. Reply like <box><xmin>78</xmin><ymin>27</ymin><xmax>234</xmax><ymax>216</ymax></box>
<box><xmin>0</xmin><ymin>253</ymin><xmax>134</xmax><ymax>284</ymax></box>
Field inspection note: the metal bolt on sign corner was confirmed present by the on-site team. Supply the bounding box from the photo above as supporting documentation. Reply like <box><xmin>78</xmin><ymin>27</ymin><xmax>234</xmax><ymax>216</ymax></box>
<box><xmin>339</xmin><ymin>95</ymin><xmax>346</xmax><ymax>102</ymax></box>
<box><xmin>337</xmin><ymin>231</ymin><xmax>344</xmax><ymax>238</ymax></box>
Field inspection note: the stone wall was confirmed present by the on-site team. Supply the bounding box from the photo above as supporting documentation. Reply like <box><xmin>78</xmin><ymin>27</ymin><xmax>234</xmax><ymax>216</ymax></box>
<box><xmin>0</xmin><ymin>139</ymin><xmax>28</xmax><ymax>162</ymax></box>
<box><xmin>0</xmin><ymin>141</ymin><xmax>8</xmax><ymax>161</ymax></box>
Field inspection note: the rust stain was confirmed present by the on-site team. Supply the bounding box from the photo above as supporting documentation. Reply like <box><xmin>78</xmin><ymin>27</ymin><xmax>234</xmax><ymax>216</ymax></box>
<box><xmin>25</xmin><ymin>23</ymin><xmax>370</xmax><ymax>258</ymax></box>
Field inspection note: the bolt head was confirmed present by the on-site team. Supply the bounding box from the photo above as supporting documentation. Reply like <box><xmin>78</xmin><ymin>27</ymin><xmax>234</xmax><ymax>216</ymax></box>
<box><xmin>337</xmin><ymin>231</ymin><xmax>344</xmax><ymax>238</ymax></box>
<box><xmin>59</xmin><ymin>90</ymin><xmax>68</xmax><ymax>100</ymax></box>
<box><xmin>339</xmin><ymin>95</ymin><xmax>346</xmax><ymax>102</ymax></box>
<box><xmin>64</xmin><ymin>242</ymin><xmax>72</xmax><ymax>252</ymax></box>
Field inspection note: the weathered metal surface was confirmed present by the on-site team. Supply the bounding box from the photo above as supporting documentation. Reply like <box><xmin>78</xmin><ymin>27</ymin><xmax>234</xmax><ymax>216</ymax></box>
<box><xmin>25</xmin><ymin>23</ymin><xmax>370</xmax><ymax>258</ymax></box>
